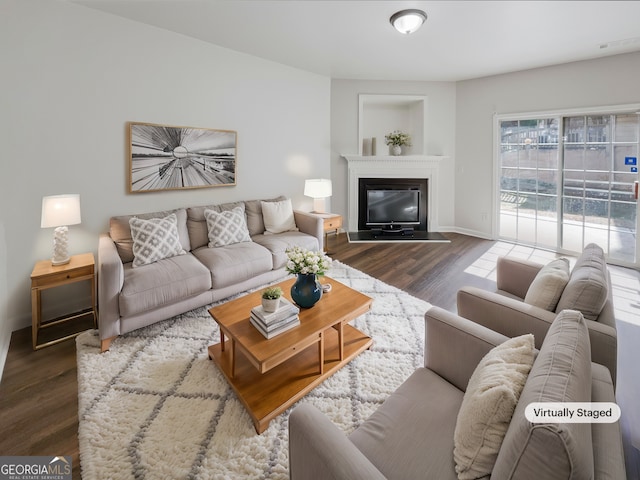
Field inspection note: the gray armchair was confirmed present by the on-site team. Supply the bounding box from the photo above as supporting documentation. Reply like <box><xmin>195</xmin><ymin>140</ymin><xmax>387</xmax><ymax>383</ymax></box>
<box><xmin>288</xmin><ymin>307</ymin><xmax>625</xmax><ymax>479</ymax></box>
<box><xmin>457</xmin><ymin>243</ymin><xmax>617</xmax><ymax>382</ymax></box>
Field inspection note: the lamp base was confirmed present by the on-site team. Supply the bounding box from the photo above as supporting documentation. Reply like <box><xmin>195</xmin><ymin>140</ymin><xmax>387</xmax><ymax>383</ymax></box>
<box><xmin>51</xmin><ymin>226</ymin><xmax>70</xmax><ymax>266</ymax></box>
<box><xmin>312</xmin><ymin>197</ymin><xmax>327</xmax><ymax>214</ymax></box>
<box><xmin>51</xmin><ymin>256</ymin><xmax>71</xmax><ymax>266</ymax></box>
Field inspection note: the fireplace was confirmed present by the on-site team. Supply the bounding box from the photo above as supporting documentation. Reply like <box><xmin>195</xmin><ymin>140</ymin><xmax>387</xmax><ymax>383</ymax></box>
<box><xmin>358</xmin><ymin>178</ymin><xmax>428</xmax><ymax>231</ymax></box>
<box><xmin>342</xmin><ymin>155</ymin><xmax>445</xmax><ymax>233</ymax></box>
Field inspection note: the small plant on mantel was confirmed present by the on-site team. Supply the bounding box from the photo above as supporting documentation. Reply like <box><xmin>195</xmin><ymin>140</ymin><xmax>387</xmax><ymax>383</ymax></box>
<box><xmin>384</xmin><ymin>130</ymin><xmax>412</xmax><ymax>147</ymax></box>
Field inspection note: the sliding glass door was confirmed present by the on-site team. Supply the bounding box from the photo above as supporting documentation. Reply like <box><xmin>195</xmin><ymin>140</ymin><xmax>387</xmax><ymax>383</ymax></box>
<box><xmin>498</xmin><ymin>110</ymin><xmax>639</xmax><ymax>265</ymax></box>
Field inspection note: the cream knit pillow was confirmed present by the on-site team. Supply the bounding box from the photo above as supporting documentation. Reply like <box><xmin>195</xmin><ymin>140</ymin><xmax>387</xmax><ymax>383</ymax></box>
<box><xmin>453</xmin><ymin>334</ymin><xmax>536</xmax><ymax>480</ymax></box>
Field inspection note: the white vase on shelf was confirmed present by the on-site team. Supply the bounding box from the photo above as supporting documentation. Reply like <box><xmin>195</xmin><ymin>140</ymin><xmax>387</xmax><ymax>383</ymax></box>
<box><xmin>391</xmin><ymin>145</ymin><xmax>402</xmax><ymax>156</ymax></box>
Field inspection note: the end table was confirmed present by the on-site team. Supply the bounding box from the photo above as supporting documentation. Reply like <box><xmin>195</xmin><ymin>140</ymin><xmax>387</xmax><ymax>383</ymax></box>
<box><xmin>311</xmin><ymin>213</ymin><xmax>342</xmax><ymax>253</ymax></box>
<box><xmin>30</xmin><ymin>252</ymin><xmax>97</xmax><ymax>350</ymax></box>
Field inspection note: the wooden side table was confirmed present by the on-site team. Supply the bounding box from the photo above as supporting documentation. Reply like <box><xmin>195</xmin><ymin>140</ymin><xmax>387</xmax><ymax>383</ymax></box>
<box><xmin>313</xmin><ymin>213</ymin><xmax>342</xmax><ymax>253</ymax></box>
<box><xmin>30</xmin><ymin>252</ymin><xmax>97</xmax><ymax>350</ymax></box>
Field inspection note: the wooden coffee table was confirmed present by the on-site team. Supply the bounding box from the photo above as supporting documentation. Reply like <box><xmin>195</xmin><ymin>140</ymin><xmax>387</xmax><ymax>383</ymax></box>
<box><xmin>208</xmin><ymin>276</ymin><xmax>373</xmax><ymax>433</ymax></box>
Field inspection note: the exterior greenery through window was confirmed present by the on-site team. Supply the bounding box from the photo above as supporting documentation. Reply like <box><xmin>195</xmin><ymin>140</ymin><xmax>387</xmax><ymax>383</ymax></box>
<box><xmin>499</xmin><ymin>112</ymin><xmax>639</xmax><ymax>264</ymax></box>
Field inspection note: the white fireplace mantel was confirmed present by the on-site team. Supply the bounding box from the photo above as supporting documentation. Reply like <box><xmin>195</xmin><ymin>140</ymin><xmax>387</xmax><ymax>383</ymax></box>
<box><xmin>341</xmin><ymin>154</ymin><xmax>447</xmax><ymax>232</ymax></box>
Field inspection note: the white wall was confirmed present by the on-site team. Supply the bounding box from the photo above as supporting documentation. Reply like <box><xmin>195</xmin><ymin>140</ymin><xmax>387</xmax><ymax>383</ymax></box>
<box><xmin>330</xmin><ymin>80</ymin><xmax>457</xmax><ymax>229</ymax></box>
<box><xmin>455</xmin><ymin>51</ymin><xmax>640</xmax><ymax>238</ymax></box>
<box><xmin>0</xmin><ymin>0</ymin><xmax>331</xmax><ymax>364</ymax></box>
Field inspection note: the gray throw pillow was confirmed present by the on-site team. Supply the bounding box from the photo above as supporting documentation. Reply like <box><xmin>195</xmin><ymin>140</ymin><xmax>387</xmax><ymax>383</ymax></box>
<box><xmin>204</xmin><ymin>205</ymin><xmax>251</xmax><ymax>247</ymax></box>
<box><xmin>129</xmin><ymin>213</ymin><xmax>186</xmax><ymax>267</ymax></box>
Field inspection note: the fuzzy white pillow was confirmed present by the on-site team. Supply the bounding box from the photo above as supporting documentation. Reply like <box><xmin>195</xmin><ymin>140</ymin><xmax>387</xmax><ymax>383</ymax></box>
<box><xmin>524</xmin><ymin>258</ymin><xmax>570</xmax><ymax>311</ymax></box>
<box><xmin>453</xmin><ymin>334</ymin><xmax>536</xmax><ymax>480</ymax></box>
<box><xmin>261</xmin><ymin>199</ymin><xmax>298</xmax><ymax>235</ymax></box>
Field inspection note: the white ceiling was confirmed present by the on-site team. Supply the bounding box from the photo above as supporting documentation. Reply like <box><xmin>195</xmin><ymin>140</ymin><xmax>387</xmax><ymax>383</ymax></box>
<box><xmin>71</xmin><ymin>0</ymin><xmax>640</xmax><ymax>81</ymax></box>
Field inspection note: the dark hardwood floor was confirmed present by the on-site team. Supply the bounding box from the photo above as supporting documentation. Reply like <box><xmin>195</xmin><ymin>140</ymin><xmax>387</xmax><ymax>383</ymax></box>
<box><xmin>0</xmin><ymin>232</ymin><xmax>497</xmax><ymax>479</ymax></box>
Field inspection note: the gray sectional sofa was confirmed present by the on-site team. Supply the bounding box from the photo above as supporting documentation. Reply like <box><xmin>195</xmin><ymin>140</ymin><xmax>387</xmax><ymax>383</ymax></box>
<box><xmin>98</xmin><ymin>197</ymin><xmax>323</xmax><ymax>351</ymax></box>
<box><xmin>289</xmin><ymin>308</ymin><xmax>626</xmax><ymax>479</ymax></box>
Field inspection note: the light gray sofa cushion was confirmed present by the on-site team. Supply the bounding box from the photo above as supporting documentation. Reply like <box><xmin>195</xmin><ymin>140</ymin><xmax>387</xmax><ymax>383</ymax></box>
<box><xmin>252</xmin><ymin>232</ymin><xmax>319</xmax><ymax>269</ymax></box>
<box><xmin>192</xmin><ymin>242</ymin><xmax>273</xmax><ymax>289</ymax></box>
<box><xmin>348</xmin><ymin>368</ymin><xmax>463</xmax><ymax>480</ymax></box>
<box><xmin>556</xmin><ymin>243</ymin><xmax>608</xmax><ymax>320</ymax></box>
<box><xmin>119</xmin><ymin>253</ymin><xmax>211</xmax><ymax>317</ymax></box>
<box><xmin>111</xmin><ymin>208</ymin><xmax>191</xmax><ymax>263</ymax></box>
<box><xmin>492</xmin><ymin>310</ymin><xmax>594</xmax><ymax>480</ymax></box>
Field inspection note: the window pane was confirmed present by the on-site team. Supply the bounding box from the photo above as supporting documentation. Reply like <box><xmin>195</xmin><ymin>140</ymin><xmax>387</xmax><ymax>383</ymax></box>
<box><xmin>564</xmin><ymin>117</ymin><xmax>585</xmax><ymax>143</ymax></box>
<box><xmin>501</xmin><ymin>145</ymin><xmax>518</xmax><ymax>167</ymax></box>
<box><xmin>611</xmin><ymin>201</ymin><xmax>637</xmax><ymax>230</ymax></box>
<box><xmin>586</xmin><ymin>115</ymin><xmax>610</xmax><ymax>143</ymax></box>
<box><xmin>615</xmin><ymin>114</ymin><xmax>639</xmax><ymax>142</ymax></box>
<box><xmin>564</xmin><ymin>145</ymin><xmax>583</xmax><ymax>169</ymax></box>
<box><xmin>584</xmin><ymin>144</ymin><xmax>610</xmax><ymax>170</ymax></box>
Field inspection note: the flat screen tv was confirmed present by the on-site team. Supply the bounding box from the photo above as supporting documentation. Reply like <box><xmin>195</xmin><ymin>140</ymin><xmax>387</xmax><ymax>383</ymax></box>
<box><xmin>366</xmin><ymin>190</ymin><xmax>420</xmax><ymax>226</ymax></box>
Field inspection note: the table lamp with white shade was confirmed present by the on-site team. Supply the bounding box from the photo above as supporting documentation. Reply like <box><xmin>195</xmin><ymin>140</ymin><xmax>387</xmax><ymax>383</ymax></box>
<box><xmin>41</xmin><ymin>194</ymin><xmax>82</xmax><ymax>265</ymax></box>
<box><xmin>304</xmin><ymin>179</ymin><xmax>332</xmax><ymax>213</ymax></box>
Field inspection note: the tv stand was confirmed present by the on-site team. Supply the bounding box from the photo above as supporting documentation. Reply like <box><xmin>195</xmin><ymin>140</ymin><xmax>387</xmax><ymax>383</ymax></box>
<box><xmin>371</xmin><ymin>226</ymin><xmax>415</xmax><ymax>238</ymax></box>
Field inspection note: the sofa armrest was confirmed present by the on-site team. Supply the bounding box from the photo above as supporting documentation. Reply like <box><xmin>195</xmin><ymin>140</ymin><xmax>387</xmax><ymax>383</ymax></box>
<box><xmin>496</xmin><ymin>256</ymin><xmax>544</xmax><ymax>299</ymax></box>
<box><xmin>457</xmin><ymin>287</ymin><xmax>619</xmax><ymax>384</ymax></box>
<box><xmin>457</xmin><ymin>286</ymin><xmax>556</xmax><ymax>350</ymax></box>
<box><xmin>424</xmin><ymin>306</ymin><xmax>510</xmax><ymax>392</ymax></box>
<box><xmin>98</xmin><ymin>233</ymin><xmax>124</xmax><ymax>342</ymax></box>
<box><xmin>289</xmin><ymin>403</ymin><xmax>385</xmax><ymax>480</ymax></box>
<box><xmin>293</xmin><ymin>210</ymin><xmax>324</xmax><ymax>251</ymax></box>
<box><xmin>585</xmin><ymin>319</ymin><xmax>618</xmax><ymax>384</ymax></box>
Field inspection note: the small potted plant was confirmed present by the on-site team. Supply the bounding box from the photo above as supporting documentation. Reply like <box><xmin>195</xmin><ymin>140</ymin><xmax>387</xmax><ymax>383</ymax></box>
<box><xmin>261</xmin><ymin>286</ymin><xmax>283</xmax><ymax>313</ymax></box>
<box><xmin>385</xmin><ymin>130</ymin><xmax>412</xmax><ymax>156</ymax></box>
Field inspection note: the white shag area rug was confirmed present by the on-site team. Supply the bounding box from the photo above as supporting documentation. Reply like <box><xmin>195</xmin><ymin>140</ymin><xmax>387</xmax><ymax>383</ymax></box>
<box><xmin>76</xmin><ymin>261</ymin><xmax>431</xmax><ymax>479</ymax></box>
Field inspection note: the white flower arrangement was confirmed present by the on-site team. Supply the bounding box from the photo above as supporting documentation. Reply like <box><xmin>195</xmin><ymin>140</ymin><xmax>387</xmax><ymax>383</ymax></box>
<box><xmin>285</xmin><ymin>246</ymin><xmax>332</xmax><ymax>276</ymax></box>
<box><xmin>384</xmin><ymin>130</ymin><xmax>412</xmax><ymax>147</ymax></box>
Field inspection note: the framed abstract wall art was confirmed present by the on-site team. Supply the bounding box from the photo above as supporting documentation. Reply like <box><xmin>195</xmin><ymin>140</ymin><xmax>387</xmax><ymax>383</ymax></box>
<box><xmin>128</xmin><ymin>122</ymin><xmax>237</xmax><ymax>193</ymax></box>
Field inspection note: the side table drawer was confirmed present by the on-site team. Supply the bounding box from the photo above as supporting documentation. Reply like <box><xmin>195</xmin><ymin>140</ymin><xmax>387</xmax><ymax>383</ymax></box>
<box><xmin>31</xmin><ymin>265</ymin><xmax>94</xmax><ymax>288</ymax></box>
<box><xmin>323</xmin><ymin>217</ymin><xmax>342</xmax><ymax>231</ymax></box>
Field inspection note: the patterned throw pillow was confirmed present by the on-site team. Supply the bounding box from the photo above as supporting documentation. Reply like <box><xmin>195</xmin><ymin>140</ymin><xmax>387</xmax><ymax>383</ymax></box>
<box><xmin>129</xmin><ymin>213</ymin><xmax>186</xmax><ymax>267</ymax></box>
<box><xmin>204</xmin><ymin>206</ymin><xmax>251</xmax><ymax>247</ymax></box>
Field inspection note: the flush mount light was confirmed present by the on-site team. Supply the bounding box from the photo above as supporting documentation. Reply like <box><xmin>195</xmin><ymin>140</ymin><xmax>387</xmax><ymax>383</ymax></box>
<box><xmin>390</xmin><ymin>9</ymin><xmax>427</xmax><ymax>35</ymax></box>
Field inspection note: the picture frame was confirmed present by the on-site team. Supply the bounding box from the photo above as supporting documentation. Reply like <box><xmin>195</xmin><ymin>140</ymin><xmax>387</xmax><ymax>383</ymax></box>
<box><xmin>128</xmin><ymin>121</ymin><xmax>237</xmax><ymax>193</ymax></box>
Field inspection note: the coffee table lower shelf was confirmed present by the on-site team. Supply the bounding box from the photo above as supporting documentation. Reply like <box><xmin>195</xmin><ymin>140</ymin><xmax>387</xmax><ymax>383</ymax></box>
<box><xmin>208</xmin><ymin>324</ymin><xmax>372</xmax><ymax>434</ymax></box>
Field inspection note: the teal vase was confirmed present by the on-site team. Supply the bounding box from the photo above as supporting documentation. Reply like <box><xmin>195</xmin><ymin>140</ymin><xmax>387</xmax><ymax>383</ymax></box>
<box><xmin>291</xmin><ymin>274</ymin><xmax>323</xmax><ymax>308</ymax></box>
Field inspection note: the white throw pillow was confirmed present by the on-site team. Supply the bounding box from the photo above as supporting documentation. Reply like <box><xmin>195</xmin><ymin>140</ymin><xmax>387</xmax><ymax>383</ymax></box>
<box><xmin>453</xmin><ymin>334</ymin><xmax>536</xmax><ymax>480</ymax></box>
<box><xmin>524</xmin><ymin>258</ymin><xmax>570</xmax><ymax>311</ymax></box>
<box><xmin>261</xmin><ymin>199</ymin><xmax>298</xmax><ymax>235</ymax></box>
<box><xmin>204</xmin><ymin>206</ymin><xmax>251</xmax><ymax>247</ymax></box>
<box><xmin>129</xmin><ymin>213</ymin><xmax>186</xmax><ymax>267</ymax></box>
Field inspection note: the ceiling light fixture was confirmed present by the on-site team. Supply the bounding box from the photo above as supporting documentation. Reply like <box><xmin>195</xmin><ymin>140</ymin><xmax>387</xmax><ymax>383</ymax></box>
<box><xmin>390</xmin><ymin>9</ymin><xmax>427</xmax><ymax>35</ymax></box>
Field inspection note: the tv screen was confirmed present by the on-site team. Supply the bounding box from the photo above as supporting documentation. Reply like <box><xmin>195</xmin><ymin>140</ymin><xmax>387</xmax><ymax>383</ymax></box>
<box><xmin>366</xmin><ymin>190</ymin><xmax>420</xmax><ymax>225</ymax></box>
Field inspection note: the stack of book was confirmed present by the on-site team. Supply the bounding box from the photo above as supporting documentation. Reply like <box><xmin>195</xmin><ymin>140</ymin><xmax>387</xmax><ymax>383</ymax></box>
<box><xmin>250</xmin><ymin>297</ymin><xmax>300</xmax><ymax>339</ymax></box>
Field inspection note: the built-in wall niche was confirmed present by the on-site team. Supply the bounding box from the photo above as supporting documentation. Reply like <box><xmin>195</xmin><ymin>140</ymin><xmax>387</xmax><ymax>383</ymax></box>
<box><xmin>358</xmin><ymin>94</ymin><xmax>427</xmax><ymax>156</ymax></box>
